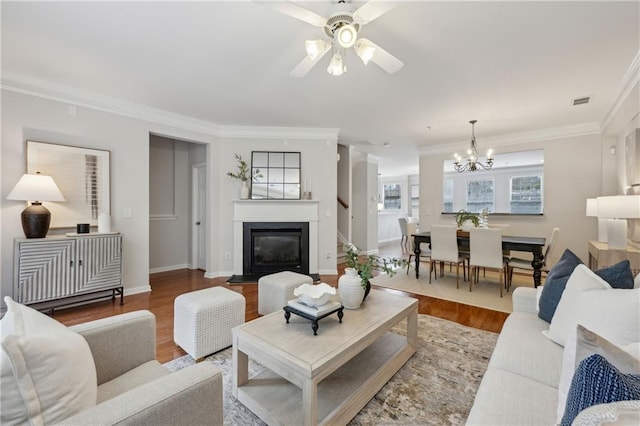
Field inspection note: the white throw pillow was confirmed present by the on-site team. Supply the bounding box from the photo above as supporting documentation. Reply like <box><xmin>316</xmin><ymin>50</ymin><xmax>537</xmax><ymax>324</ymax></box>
<box><xmin>0</xmin><ymin>297</ymin><xmax>97</xmax><ymax>425</ymax></box>
<box><xmin>556</xmin><ymin>325</ymin><xmax>640</xmax><ymax>422</ymax></box>
<box><xmin>545</xmin><ymin>264</ymin><xmax>612</xmax><ymax>346</ymax></box>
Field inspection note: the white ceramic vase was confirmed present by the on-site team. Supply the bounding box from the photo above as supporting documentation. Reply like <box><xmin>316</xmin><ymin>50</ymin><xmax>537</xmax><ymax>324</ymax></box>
<box><xmin>240</xmin><ymin>181</ymin><xmax>249</xmax><ymax>199</ymax></box>
<box><xmin>338</xmin><ymin>268</ymin><xmax>365</xmax><ymax>309</ymax></box>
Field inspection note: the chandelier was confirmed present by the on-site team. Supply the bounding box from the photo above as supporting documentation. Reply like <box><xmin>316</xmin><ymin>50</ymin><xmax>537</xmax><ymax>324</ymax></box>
<box><xmin>453</xmin><ymin>120</ymin><xmax>494</xmax><ymax>172</ymax></box>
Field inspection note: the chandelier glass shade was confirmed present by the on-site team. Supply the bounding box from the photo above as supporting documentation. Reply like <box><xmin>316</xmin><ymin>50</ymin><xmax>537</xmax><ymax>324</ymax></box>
<box><xmin>453</xmin><ymin>120</ymin><xmax>494</xmax><ymax>172</ymax></box>
<box><xmin>305</xmin><ymin>39</ymin><xmax>328</xmax><ymax>60</ymax></box>
<box><xmin>327</xmin><ymin>52</ymin><xmax>346</xmax><ymax>76</ymax></box>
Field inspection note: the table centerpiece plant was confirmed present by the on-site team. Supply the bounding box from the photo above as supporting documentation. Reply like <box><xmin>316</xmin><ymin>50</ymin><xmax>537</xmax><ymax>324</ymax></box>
<box><xmin>455</xmin><ymin>209</ymin><xmax>480</xmax><ymax>230</ymax></box>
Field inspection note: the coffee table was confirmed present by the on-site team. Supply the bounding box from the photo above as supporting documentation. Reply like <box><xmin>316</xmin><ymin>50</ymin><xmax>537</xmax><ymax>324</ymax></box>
<box><xmin>232</xmin><ymin>289</ymin><xmax>418</xmax><ymax>425</ymax></box>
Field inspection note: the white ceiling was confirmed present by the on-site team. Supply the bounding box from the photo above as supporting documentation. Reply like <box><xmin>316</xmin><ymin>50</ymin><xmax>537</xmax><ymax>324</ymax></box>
<box><xmin>2</xmin><ymin>1</ymin><xmax>639</xmax><ymax>176</ymax></box>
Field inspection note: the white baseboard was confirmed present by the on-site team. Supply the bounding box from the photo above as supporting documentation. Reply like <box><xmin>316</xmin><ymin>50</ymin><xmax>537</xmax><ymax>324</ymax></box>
<box><xmin>149</xmin><ymin>264</ymin><xmax>190</xmax><ymax>274</ymax></box>
<box><xmin>125</xmin><ymin>285</ymin><xmax>151</xmax><ymax>296</ymax></box>
<box><xmin>204</xmin><ymin>270</ymin><xmax>234</xmax><ymax>279</ymax></box>
<box><xmin>318</xmin><ymin>268</ymin><xmax>338</xmax><ymax>276</ymax></box>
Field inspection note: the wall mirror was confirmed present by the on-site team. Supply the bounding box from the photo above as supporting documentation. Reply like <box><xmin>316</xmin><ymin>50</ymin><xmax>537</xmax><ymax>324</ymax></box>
<box><xmin>442</xmin><ymin>149</ymin><xmax>544</xmax><ymax>214</ymax></box>
<box><xmin>251</xmin><ymin>151</ymin><xmax>301</xmax><ymax>199</ymax></box>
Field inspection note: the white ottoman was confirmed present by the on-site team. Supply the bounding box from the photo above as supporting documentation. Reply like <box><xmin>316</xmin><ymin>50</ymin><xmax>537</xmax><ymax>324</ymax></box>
<box><xmin>174</xmin><ymin>286</ymin><xmax>245</xmax><ymax>360</ymax></box>
<box><xmin>258</xmin><ymin>271</ymin><xmax>314</xmax><ymax>315</ymax></box>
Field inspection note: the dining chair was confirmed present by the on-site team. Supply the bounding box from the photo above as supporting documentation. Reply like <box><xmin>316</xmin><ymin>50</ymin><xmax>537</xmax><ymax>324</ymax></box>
<box><xmin>405</xmin><ymin>221</ymin><xmax>432</xmax><ymax>274</ymax></box>
<box><xmin>429</xmin><ymin>224</ymin><xmax>467</xmax><ymax>288</ymax></box>
<box><xmin>507</xmin><ymin>227</ymin><xmax>560</xmax><ymax>291</ymax></box>
<box><xmin>469</xmin><ymin>227</ymin><xmax>509</xmax><ymax>297</ymax></box>
<box><xmin>398</xmin><ymin>217</ymin><xmax>409</xmax><ymax>247</ymax></box>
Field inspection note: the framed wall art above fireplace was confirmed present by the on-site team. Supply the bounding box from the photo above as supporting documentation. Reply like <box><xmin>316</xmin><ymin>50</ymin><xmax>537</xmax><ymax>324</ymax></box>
<box><xmin>27</xmin><ymin>141</ymin><xmax>110</xmax><ymax>228</ymax></box>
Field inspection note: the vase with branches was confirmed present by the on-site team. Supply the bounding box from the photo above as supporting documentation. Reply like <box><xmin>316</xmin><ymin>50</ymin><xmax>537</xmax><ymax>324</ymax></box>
<box><xmin>227</xmin><ymin>153</ymin><xmax>263</xmax><ymax>199</ymax></box>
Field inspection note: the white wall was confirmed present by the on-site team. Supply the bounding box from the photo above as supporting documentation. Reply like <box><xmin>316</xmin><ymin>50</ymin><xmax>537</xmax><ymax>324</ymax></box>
<box><xmin>419</xmin><ymin>133</ymin><xmax>606</xmax><ymax>266</ymax></box>
<box><xmin>1</xmin><ymin>89</ymin><xmax>339</xmax><ymax>310</ymax></box>
<box><xmin>377</xmin><ymin>175</ymin><xmax>409</xmax><ymax>243</ymax></box>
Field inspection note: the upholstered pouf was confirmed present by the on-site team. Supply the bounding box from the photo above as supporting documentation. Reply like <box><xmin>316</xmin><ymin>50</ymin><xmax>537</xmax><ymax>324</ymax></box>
<box><xmin>174</xmin><ymin>287</ymin><xmax>245</xmax><ymax>361</ymax></box>
<box><xmin>258</xmin><ymin>271</ymin><xmax>314</xmax><ymax>315</ymax></box>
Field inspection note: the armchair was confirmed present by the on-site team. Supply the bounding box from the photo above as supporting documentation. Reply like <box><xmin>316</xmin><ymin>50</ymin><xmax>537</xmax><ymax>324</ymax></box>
<box><xmin>63</xmin><ymin>311</ymin><xmax>223</xmax><ymax>425</ymax></box>
<box><xmin>1</xmin><ymin>299</ymin><xmax>223</xmax><ymax>426</ymax></box>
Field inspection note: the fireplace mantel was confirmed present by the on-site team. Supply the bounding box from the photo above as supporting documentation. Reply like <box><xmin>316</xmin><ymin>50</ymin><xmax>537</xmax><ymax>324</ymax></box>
<box><xmin>233</xmin><ymin>200</ymin><xmax>319</xmax><ymax>275</ymax></box>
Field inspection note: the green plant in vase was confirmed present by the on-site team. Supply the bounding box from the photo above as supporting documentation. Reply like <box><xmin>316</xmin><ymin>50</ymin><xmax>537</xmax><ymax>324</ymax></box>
<box><xmin>344</xmin><ymin>243</ymin><xmax>408</xmax><ymax>299</ymax></box>
<box><xmin>455</xmin><ymin>209</ymin><xmax>480</xmax><ymax>229</ymax></box>
<box><xmin>226</xmin><ymin>153</ymin><xmax>263</xmax><ymax>182</ymax></box>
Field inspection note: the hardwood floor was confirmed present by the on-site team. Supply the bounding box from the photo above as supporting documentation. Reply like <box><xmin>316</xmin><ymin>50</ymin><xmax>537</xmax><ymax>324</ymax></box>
<box><xmin>53</xmin><ymin>241</ymin><xmax>509</xmax><ymax>364</ymax></box>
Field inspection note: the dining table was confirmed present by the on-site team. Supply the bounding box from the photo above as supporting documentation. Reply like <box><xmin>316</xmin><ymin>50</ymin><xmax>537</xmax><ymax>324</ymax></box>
<box><xmin>412</xmin><ymin>231</ymin><xmax>547</xmax><ymax>287</ymax></box>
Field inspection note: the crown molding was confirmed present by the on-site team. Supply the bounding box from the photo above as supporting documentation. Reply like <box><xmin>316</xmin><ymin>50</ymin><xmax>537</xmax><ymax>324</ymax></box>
<box><xmin>418</xmin><ymin>121</ymin><xmax>601</xmax><ymax>156</ymax></box>
<box><xmin>1</xmin><ymin>72</ymin><xmax>340</xmax><ymax>141</ymax></box>
<box><xmin>601</xmin><ymin>49</ymin><xmax>640</xmax><ymax>132</ymax></box>
<box><xmin>218</xmin><ymin>125</ymin><xmax>339</xmax><ymax>141</ymax></box>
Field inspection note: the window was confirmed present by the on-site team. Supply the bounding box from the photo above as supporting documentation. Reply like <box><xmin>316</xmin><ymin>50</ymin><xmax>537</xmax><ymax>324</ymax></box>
<box><xmin>383</xmin><ymin>183</ymin><xmax>402</xmax><ymax>211</ymax></box>
<box><xmin>510</xmin><ymin>175</ymin><xmax>542</xmax><ymax>213</ymax></box>
<box><xmin>443</xmin><ymin>179</ymin><xmax>454</xmax><ymax>213</ymax></box>
<box><xmin>466</xmin><ymin>178</ymin><xmax>494</xmax><ymax>212</ymax></box>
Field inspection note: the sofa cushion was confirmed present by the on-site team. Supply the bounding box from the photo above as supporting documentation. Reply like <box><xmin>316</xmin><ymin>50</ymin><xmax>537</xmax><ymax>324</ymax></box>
<box><xmin>466</xmin><ymin>368</ymin><xmax>559</xmax><ymax>425</ymax></box>
<box><xmin>538</xmin><ymin>249</ymin><xmax>582</xmax><ymax>322</ymax></box>
<box><xmin>560</xmin><ymin>354</ymin><xmax>640</xmax><ymax>426</ymax></box>
<box><xmin>488</xmin><ymin>311</ymin><xmax>564</xmax><ymax>388</ymax></box>
<box><xmin>557</xmin><ymin>325</ymin><xmax>640</xmax><ymax>421</ymax></box>
<box><xmin>0</xmin><ymin>297</ymin><xmax>97</xmax><ymax>425</ymax></box>
<box><xmin>545</xmin><ymin>265</ymin><xmax>640</xmax><ymax>347</ymax></box>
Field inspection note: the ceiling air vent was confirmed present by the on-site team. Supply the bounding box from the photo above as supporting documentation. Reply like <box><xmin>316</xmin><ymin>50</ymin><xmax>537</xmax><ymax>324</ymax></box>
<box><xmin>573</xmin><ymin>96</ymin><xmax>591</xmax><ymax>106</ymax></box>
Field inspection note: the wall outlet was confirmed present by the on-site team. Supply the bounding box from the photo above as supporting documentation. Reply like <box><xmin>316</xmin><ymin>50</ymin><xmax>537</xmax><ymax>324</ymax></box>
<box><xmin>325</xmin><ymin>251</ymin><xmax>331</xmax><ymax>259</ymax></box>
<box><xmin>225</xmin><ymin>252</ymin><xmax>231</xmax><ymax>260</ymax></box>
<box><xmin>123</xmin><ymin>208</ymin><xmax>132</xmax><ymax>218</ymax></box>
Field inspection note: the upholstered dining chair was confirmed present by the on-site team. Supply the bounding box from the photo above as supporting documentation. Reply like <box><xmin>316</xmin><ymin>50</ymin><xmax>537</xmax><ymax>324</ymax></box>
<box><xmin>398</xmin><ymin>217</ymin><xmax>409</xmax><ymax>247</ymax></box>
<box><xmin>405</xmin><ymin>221</ymin><xmax>432</xmax><ymax>274</ymax></box>
<box><xmin>507</xmin><ymin>227</ymin><xmax>560</xmax><ymax>290</ymax></box>
<box><xmin>429</xmin><ymin>224</ymin><xmax>467</xmax><ymax>288</ymax></box>
<box><xmin>469</xmin><ymin>227</ymin><xmax>509</xmax><ymax>297</ymax></box>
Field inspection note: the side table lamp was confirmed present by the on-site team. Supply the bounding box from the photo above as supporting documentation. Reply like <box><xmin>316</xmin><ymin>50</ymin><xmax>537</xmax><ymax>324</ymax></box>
<box><xmin>596</xmin><ymin>195</ymin><xmax>640</xmax><ymax>250</ymax></box>
<box><xmin>7</xmin><ymin>172</ymin><xmax>66</xmax><ymax>238</ymax></box>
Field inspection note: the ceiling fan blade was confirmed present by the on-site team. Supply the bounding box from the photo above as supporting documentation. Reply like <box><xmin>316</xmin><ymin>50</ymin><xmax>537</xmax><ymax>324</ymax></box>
<box><xmin>255</xmin><ymin>1</ymin><xmax>326</xmax><ymax>27</ymax></box>
<box><xmin>290</xmin><ymin>44</ymin><xmax>331</xmax><ymax>77</ymax></box>
<box><xmin>352</xmin><ymin>1</ymin><xmax>398</xmax><ymax>25</ymax></box>
<box><xmin>359</xmin><ymin>38</ymin><xmax>404</xmax><ymax>74</ymax></box>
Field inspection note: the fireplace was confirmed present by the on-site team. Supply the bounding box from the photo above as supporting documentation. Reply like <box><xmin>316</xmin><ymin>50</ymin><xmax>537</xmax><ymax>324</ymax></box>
<box><xmin>242</xmin><ymin>222</ymin><xmax>309</xmax><ymax>278</ymax></box>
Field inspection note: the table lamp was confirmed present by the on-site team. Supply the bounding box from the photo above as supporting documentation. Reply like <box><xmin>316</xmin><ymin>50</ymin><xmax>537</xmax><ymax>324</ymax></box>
<box><xmin>596</xmin><ymin>195</ymin><xmax>640</xmax><ymax>249</ymax></box>
<box><xmin>586</xmin><ymin>198</ymin><xmax>608</xmax><ymax>242</ymax></box>
<box><xmin>7</xmin><ymin>172</ymin><xmax>66</xmax><ymax>238</ymax></box>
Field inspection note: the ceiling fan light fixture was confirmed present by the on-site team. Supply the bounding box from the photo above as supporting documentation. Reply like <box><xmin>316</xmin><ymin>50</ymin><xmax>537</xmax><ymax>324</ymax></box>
<box><xmin>305</xmin><ymin>39</ymin><xmax>328</xmax><ymax>60</ymax></box>
<box><xmin>327</xmin><ymin>53</ymin><xmax>346</xmax><ymax>76</ymax></box>
<box><xmin>336</xmin><ymin>24</ymin><xmax>357</xmax><ymax>48</ymax></box>
<box><xmin>355</xmin><ymin>40</ymin><xmax>376</xmax><ymax>65</ymax></box>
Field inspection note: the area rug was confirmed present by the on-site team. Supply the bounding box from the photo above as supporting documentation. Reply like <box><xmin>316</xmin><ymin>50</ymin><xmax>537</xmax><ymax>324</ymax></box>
<box><xmin>371</xmin><ymin>268</ymin><xmax>537</xmax><ymax>313</ymax></box>
<box><xmin>164</xmin><ymin>314</ymin><xmax>498</xmax><ymax>425</ymax></box>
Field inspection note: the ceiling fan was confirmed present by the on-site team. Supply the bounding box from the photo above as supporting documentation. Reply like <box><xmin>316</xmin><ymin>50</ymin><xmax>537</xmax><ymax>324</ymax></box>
<box><xmin>258</xmin><ymin>0</ymin><xmax>404</xmax><ymax>77</ymax></box>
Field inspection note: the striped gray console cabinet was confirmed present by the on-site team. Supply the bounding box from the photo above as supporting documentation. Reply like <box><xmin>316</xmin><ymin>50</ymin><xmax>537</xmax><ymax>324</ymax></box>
<box><xmin>13</xmin><ymin>233</ymin><xmax>123</xmax><ymax>312</ymax></box>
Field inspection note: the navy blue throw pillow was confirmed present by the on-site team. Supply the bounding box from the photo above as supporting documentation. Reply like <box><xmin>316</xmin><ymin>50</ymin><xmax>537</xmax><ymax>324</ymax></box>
<box><xmin>538</xmin><ymin>249</ymin><xmax>582</xmax><ymax>323</ymax></box>
<box><xmin>560</xmin><ymin>354</ymin><xmax>640</xmax><ymax>426</ymax></box>
<box><xmin>594</xmin><ymin>260</ymin><xmax>635</xmax><ymax>289</ymax></box>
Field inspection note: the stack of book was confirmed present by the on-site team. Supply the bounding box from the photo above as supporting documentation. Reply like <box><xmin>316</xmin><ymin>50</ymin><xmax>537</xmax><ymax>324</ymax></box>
<box><xmin>287</xmin><ymin>299</ymin><xmax>341</xmax><ymax>317</ymax></box>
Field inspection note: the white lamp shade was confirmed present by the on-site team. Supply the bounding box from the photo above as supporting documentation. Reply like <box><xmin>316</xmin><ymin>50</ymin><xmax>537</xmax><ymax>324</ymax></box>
<box><xmin>586</xmin><ymin>198</ymin><xmax>598</xmax><ymax>216</ymax></box>
<box><xmin>7</xmin><ymin>174</ymin><xmax>65</xmax><ymax>202</ymax></box>
<box><xmin>355</xmin><ymin>40</ymin><xmax>376</xmax><ymax>65</ymax></box>
<box><xmin>597</xmin><ymin>195</ymin><xmax>640</xmax><ymax>219</ymax></box>
<box><xmin>305</xmin><ymin>39</ymin><xmax>328</xmax><ymax>60</ymax></box>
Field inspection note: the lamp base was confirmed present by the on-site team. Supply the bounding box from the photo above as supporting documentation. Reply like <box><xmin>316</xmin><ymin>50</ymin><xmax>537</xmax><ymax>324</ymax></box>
<box><xmin>21</xmin><ymin>202</ymin><xmax>51</xmax><ymax>238</ymax></box>
<box><xmin>607</xmin><ymin>219</ymin><xmax>627</xmax><ymax>250</ymax></box>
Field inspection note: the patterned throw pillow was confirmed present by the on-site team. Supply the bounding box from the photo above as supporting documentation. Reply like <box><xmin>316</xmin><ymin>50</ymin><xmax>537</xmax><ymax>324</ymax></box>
<box><xmin>560</xmin><ymin>354</ymin><xmax>640</xmax><ymax>426</ymax></box>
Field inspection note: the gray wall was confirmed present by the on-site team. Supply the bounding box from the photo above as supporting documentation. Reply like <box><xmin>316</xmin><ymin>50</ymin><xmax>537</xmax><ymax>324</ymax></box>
<box><xmin>1</xmin><ymin>89</ymin><xmax>339</xmax><ymax>311</ymax></box>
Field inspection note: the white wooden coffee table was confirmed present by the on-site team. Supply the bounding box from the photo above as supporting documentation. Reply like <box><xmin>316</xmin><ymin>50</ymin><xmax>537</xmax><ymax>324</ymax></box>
<box><xmin>232</xmin><ymin>289</ymin><xmax>418</xmax><ymax>425</ymax></box>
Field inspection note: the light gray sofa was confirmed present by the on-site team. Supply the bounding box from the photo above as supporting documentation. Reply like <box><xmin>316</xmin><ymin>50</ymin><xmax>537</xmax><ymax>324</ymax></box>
<box><xmin>466</xmin><ymin>287</ymin><xmax>563</xmax><ymax>425</ymax></box>
<box><xmin>58</xmin><ymin>310</ymin><xmax>223</xmax><ymax>425</ymax></box>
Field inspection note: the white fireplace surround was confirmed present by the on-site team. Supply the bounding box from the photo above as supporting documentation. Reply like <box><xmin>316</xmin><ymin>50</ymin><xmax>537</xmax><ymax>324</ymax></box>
<box><xmin>233</xmin><ymin>200</ymin><xmax>319</xmax><ymax>275</ymax></box>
